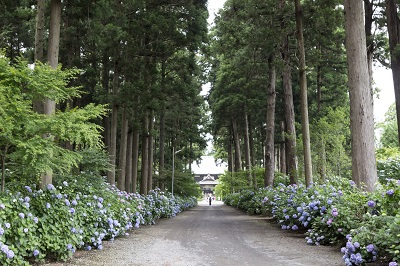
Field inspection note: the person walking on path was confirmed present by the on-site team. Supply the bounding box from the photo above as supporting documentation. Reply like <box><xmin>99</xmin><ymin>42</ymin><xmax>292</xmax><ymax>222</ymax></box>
<box><xmin>209</xmin><ymin>195</ymin><xmax>212</xmax><ymax>205</ymax></box>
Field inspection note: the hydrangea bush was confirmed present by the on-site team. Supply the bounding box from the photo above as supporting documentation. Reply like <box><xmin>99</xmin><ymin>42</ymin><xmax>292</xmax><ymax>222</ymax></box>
<box><xmin>0</xmin><ymin>174</ymin><xmax>197</xmax><ymax>265</ymax></box>
<box><xmin>223</xmin><ymin>176</ymin><xmax>400</xmax><ymax>266</ymax></box>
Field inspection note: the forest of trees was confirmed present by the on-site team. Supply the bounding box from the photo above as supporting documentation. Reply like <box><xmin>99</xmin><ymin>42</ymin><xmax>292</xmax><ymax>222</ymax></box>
<box><xmin>208</xmin><ymin>0</ymin><xmax>400</xmax><ymax>192</ymax></box>
<box><xmin>1</xmin><ymin>0</ymin><xmax>400</xmax><ymax>196</ymax></box>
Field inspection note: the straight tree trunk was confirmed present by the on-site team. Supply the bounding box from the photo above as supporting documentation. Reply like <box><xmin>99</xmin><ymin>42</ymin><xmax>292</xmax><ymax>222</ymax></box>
<box><xmin>125</xmin><ymin>130</ymin><xmax>133</xmax><ymax>193</ymax></box>
<box><xmin>34</xmin><ymin>0</ymin><xmax>45</xmax><ymax>62</ymax></box>
<box><xmin>102</xmin><ymin>52</ymin><xmax>110</xmax><ymax>149</ymax></box>
<box><xmin>107</xmin><ymin>60</ymin><xmax>119</xmax><ymax>186</ymax></box>
<box><xmin>227</xmin><ymin>136</ymin><xmax>233</xmax><ymax>173</ymax></box>
<box><xmin>386</xmin><ymin>0</ymin><xmax>400</xmax><ymax>146</ymax></box>
<box><xmin>265</xmin><ymin>55</ymin><xmax>276</xmax><ymax>187</ymax></box>
<box><xmin>140</xmin><ymin>110</ymin><xmax>149</xmax><ymax>195</ymax></box>
<box><xmin>249</xmin><ymin>117</ymin><xmax>257</xmax><ymax>188</ymax></box>
<box><xmin>344</xmin><ymin>0</ymin><xmax>377</xmax><ymax>192</ymax></box>
<box><xmin>132</xmin><ymin>129</ymin><xmax>140</xmax><ymax>193</ymax></box>
<box><xmin>159</xmin><ymin>107</ymin><xmax>166</xmax><ymax>190</ymax></box>
<box><xmin>39</xmin><ymin>0</ymin><xmax>61</xmax><ymax>189</ymax></box>
<box><xmin>117</xmin><ymin>105</ymin><xmax>128</xmax><ymax>191</ymax></box>
<box><xmin>243</xmin><ymin>109</ymin><xmax>252</xmax><ymax>186</ymax></box>
<box><xmin>282</xmin><ymin>35</ymin><xmax>298</xmax><ymax>185</ymax></box>
<box><xmin>147</xmin><ymin>110</ymin><xmax>154</xmax><ymax>191</ymax></box>
<box><xmin>295</xmin><ymin>0</ymin><xmax>312</xmax><ymax>186</ymax></box>
<box><xmin>280</xmin><ymin>121</ymin><xmax>286</xmax><ymax>174</ymax></box>
<box><xmin>232</xmin><ymin>118</ymin><xmax>242</xmax><ymax>172</ymax></box>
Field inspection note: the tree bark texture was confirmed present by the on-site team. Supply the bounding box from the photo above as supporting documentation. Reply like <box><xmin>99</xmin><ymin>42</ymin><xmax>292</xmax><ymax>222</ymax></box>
<box><xmin>280</xmin><ymin>121</ymin><xmax>286</xmax><ymax>174</ymax></box>
<box><xmin>117</xmin><ymin>105</ymin><xmax>128</xmax><ymax>191</ymax></box>
<box><xmin>140</xmin><ymin>110</ymin><xmax>149</xmax><ymax>195</ymax></box>
<box><xmin>386</xmin><ymin>0</ymin><xmax>400</xmax><ymax>145</ymax></box>
<box><xmin>244</xmin><ymin>109</ymin><xmax>252</xmax><ymax>186</ymax></box>
<box><xmin>282</xmin><ymin>35</ymin><xmax>298</xmax><ymax>185</ymax></box>
<box><xmin>159</xmin><ymin>107</ymin><xmax>166</xmax><ymax>190</ymax></box>
<box><xmin>232</xmin><ymin>118</ymin><xmax>242</xmax><ymax>172</ymax></box>
<box><xmin>344</xmin><ymin>0</ymin><xmax>378</xmax><ymax>192</ymax></box>
<box><xmin>295</xmin><ymin>0</ymin><xmax>313</xmax><ymax>186</ymax></box>
<box><xmin>132</xmin><ymin>129</ymin><xmax>140</xmax><ymax>193</ymax></box>
<box><xmin>265</xmin><ymin>55</ymin><xmax>276</xmax><ymax>187</ymax></box>
<box><xmin>34</xmin><ymin>0</ymin><xmax>45</xmax><ymax>62</ymax></box>
<box><xmin>147</xmin><ymin>110</ymin><xmax>154</xmax><ymax>191</ymax></box>
<box><xmin>39</xmin><ymin>0</ymin><xmax>61</xmax><ymax>189</ymax></box>
<box><xmin>125</xmin><ymin>130</ymin><xmax>133</xmax><ymax>193</ymax></box>
<box><xmin>107</xmin><ymin>60</ymin><xmax>119</xmax><ymax>186</ymax></box>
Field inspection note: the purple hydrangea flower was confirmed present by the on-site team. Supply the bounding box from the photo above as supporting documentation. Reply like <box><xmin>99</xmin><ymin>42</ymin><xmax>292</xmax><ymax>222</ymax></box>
<box><xmin>19</xmin><ymin>213</ymin><xmax>25</xmax><ymax>219</ymax></box>
<box><xmin>367</xmin><ymin>200</ymin><xmax>375</xmax><ymax>208</ymax></box>
<box><xmin>67</xmin><ymin>244</ymin><xmax>73</xmax><ymax>250</ymax></box>
<box><xmin>386</xmin><ymin>189</ymin><xmax>395</xmax><ymax>196</ymax></box>
<box><xmin>23</xmin><ymin>228</ymin><xmax>28</xmax><ymax>233</ymax></box>
<box><xmin>46</xmin><ymin>203</ymin><xmax>51</xmax><ymax>209</ymax></box>
<box><xmin>0</xmin><ymin>228</ymin><xmax>4</xmax><ymax>235</ymax></box>
<box><xmin>47</xmin><ymin>184</ymin><xmax>55</xmax><ymax>190</ymax></box>
<box><xmin>366</xmin><ymin>244</ymin><xmax>374</xmax><ymax>253</ymax></box>
<box><xmin>33</xmin><ymin>249</ymin><xmax>40</xmax><ymax>256</ymax></box>
<box><xmin>389</xmin><ymin>262</ymin><xmax>398</xmax><ymax>266</ymax></box>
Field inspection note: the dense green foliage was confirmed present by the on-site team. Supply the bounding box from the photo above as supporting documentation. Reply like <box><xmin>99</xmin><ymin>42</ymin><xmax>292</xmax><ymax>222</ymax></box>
<box><xmin>0</xmin><ymin>173</ymin><xmax>196</xmax><ymax>265</ymax></box>
<box><xmin>0</xmin><ymin>55</ymin><xmax>106</xmax><ymax>188</ymax></box>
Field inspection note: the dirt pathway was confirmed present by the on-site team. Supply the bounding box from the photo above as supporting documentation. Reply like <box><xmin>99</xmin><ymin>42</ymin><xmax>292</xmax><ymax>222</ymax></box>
<box><xmin>45</xmin><ymin>200</ymin><xmax>343</xmax><ymax>266</ymax></box>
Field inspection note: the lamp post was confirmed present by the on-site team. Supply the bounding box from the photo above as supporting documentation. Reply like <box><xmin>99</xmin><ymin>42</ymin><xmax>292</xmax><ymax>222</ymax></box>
<box><xmin>172</xmin><ymin>147</ymin><xmax>182</xmax><ymax>196</ymax></box>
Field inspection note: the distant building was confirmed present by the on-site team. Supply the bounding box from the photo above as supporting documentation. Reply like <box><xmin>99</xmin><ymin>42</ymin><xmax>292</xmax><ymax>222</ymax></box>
<box><xmin>191</xmin><ymin>156</ymin><xmax>227</xmax><ymax>195</ymax></box>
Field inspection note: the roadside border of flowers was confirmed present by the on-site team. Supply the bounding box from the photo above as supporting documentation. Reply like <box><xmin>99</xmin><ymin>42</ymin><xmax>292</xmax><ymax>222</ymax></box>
<box><xmin>223</xmin><ymin>176</ymin><xmax>400</xmax><ymax>266</ymax></box>
<box><xmin>0</xmin><ymin>173</ymin><xmax>197</xmax><ymax>265</ymax></box>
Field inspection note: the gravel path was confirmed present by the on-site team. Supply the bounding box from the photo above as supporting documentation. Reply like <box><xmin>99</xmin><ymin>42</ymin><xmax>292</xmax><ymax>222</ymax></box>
<box><xmin>44</xmin><ymin>200</ymin><xmax>343</xmax><ymax>266</ymax></box>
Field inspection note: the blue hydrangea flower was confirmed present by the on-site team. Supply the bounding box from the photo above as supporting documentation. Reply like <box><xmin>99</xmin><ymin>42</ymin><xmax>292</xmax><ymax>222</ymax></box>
<box><xmin>386</xmin><ymin>189</ymin><xmax>394</xmax><ymax>196</ymax></box>
<box><xmin>367</xmin><ymin>200</ymin><xmax>375</xmax><ymax>208</ymax></box>
<box><xmin>389</xmin><ymin>262</ymin><xmax>398</xmax><ymax>266</ymax></box>
<box><xmin>19</xmin><ymin>213</ymin><xmax>25</xmax><ymax>219</ymax></box>
<box><xmin>366</xmin><ymin>244</ymin><xmax>374</xmax><ymax>253</ymax></box>
<box><xmin>33</xmin><ymin>249</ymin><xmax>40</xmax><ymax>256</ymax></box>
<box><xmin>47</xmin><ymin>184</ymin><xmax>55</xmax><ymax>190</ymax></box>
<box><xmin>46</xmin><ymin>203</ymin><xmax>51</xmax><ymax>209</ymax></box>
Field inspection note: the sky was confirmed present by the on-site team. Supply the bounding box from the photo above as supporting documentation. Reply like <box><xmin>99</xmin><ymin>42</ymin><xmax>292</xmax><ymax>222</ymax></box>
<box><xmin>206</xmin><ymin>0</ymin><xmax>395</xmax><ymax>122</ymax></box>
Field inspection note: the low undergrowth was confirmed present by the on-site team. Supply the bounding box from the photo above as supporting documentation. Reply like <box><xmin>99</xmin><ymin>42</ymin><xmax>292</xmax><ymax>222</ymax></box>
<box><xmin>223</xmin><ymin>176</ymin><xmax>399</xmax><ymax>266</ymax></box>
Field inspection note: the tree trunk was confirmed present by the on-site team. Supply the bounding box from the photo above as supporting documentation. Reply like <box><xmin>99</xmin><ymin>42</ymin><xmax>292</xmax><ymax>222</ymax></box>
<box><xmin>107</xmin><ymin>60</ymin><xmax>119</xmax><ymax>186</ymax></box>
<box><xmin>280</xmin><ymin>121</ymin><xmax>286</xmax><ymax>174</ymax></box>
<box><xmin>317</xmin><ymin>64</ymin><xmax>322</xmax><ymax>113</ymax></box>
<box><xmin>344</xmin><ymin>0</ymin><xmax>378</xmax><ymax>192</ymax></box>
<box><xmin>34</xmin><ymin>0</ymin><xmax>45</xmax><ymax>62</ymax></box>
<box><xmin>39</xmin><ymin>0</ymin><xmax>61</xmax><ymax>189</ymax></box>
<box><xmin>140</xmin><ymin>110</ymin><xmax>149</xmax><ymax>195</ymax></box>
<box><xmin>159</xmin><ymin>107</ymin><xmax>166</xmax><ymax>190</ymax></box>
<box><xmin>295</xmin><ymin>0</ymin><xmax>312</xmax><ymax>186</ymax></box>
<box><xmin>232</xmin><ymin>118</ymin><xmax>242</xmax><ymax>172</ymax></box>
<box><xmin>282</xmin><ymin>35</ymin><xmax>298</xmax><ymax>185</ymax></box>
<box><xmin>243</xmin><ymin>109</ymin><xmax>252</xmax><ymax>186</ymax></box>
<box><xmin>265</xmin><ymin>55</ymin><xmax>276</xmax><ymax>187</ymax></box>
<box><xmin>132</xmin><ymin>129</ymin><xmax>140</xmax><ymax>193</ymax></box>
<box><xmin>125</xmin><ymin>130</ymin><xmax>133</xmax><ymax>193</ymax></box>
<box><xmin>117</xmin><ymin>105</ymin><xmax>128</xmax><ymax>191</ymax></box>
<box><xmin>227</xmin><ymin>135</ymin><xmax>233</xmax><ymax>173</ymax></box>
<box><xmin>147</xmin><ymin>110</ymin><xmax>154</xmax><ymax>191</ymax></box>
<box><xmin>249</xmin><ymin>116</ymin><xmax>257</xmax><ymax>188</ymax></box>
<box><xmin>386</xmin><ymin>0</ymin><xmax>400</xmax><ymax>146</ymax></box>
